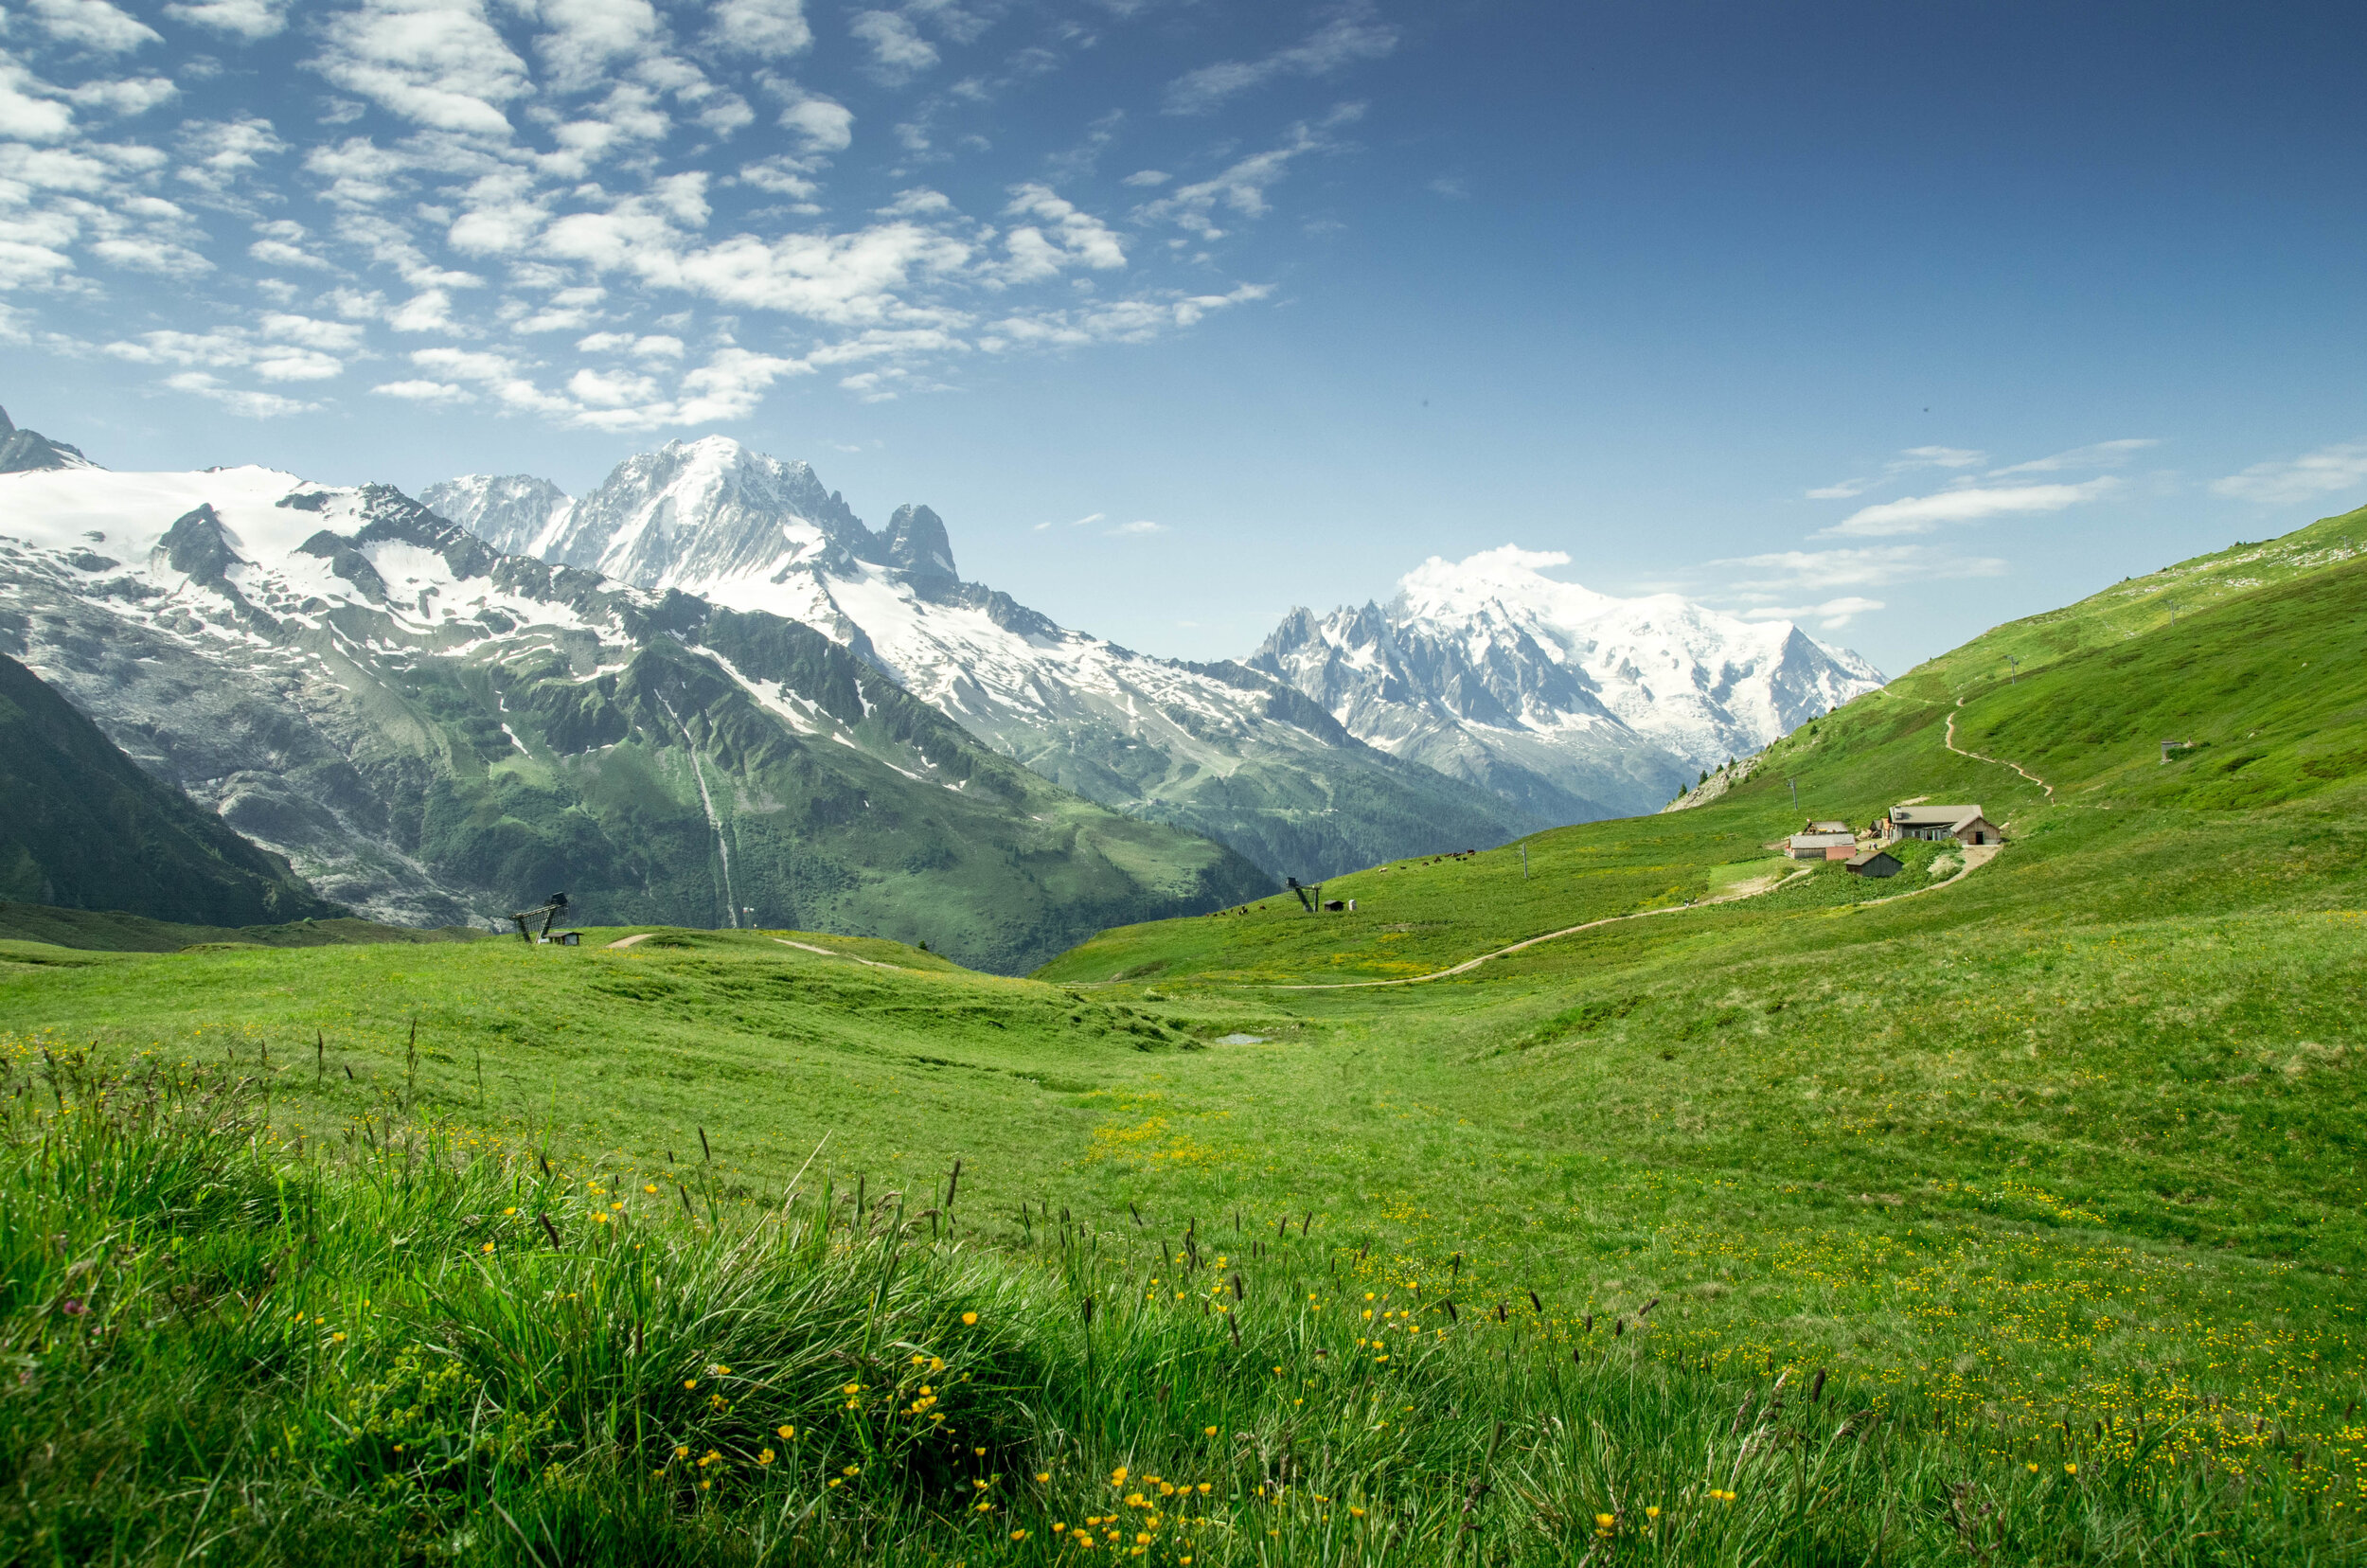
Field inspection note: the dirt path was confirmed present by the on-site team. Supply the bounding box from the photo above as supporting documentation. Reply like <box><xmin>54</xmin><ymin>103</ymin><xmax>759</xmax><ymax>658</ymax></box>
<box><xmin>1266</xmin><ymin>867</ymin><xmax>1818</xmax><ymax>991</ymax></box>
<box><xmin>605</xmin><ymin>932</ymin><xmax>652</xmax><ymax>949</ymax></box>
<box><xmin>1946</xmin><ymin>699</ymin><xmax>2054</xmax><ymax>797</ymax></box>
<box><xmin>774</xmin><ymin>937</ymin><xmax>900</xmax><ymax>970</ymax></box>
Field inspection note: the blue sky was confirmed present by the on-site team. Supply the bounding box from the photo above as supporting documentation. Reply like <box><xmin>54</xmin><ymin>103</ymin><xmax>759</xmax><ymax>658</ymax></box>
<box><xmin>5</xmin><ymin>0</ymin><xmax>2365</xmax><ymax>675</ymax></box>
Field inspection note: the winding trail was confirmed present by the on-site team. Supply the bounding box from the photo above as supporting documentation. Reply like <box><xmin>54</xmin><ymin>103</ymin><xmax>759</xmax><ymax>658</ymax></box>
<box><xmin>1264</xmin><ymin>868</ymin><xmax>1815</xmax><ymax>991</ymax></box>
<box><xmin>1946</xmin><ymin>698</ymin><xmax>2054</xmax><ymax>797</ymax></box>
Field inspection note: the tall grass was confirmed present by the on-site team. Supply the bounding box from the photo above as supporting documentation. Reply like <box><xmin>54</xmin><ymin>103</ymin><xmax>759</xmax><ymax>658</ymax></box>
<box><xmin>0</xmin><ymin>1051</ymin><xmax>2345</xmax><ymax>1565</ymax></box>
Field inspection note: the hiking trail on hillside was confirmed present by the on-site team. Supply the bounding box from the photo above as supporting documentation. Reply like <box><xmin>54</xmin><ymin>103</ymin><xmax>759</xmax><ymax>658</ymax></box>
<box><xmin>1947</xmin><ymin>697</ymin><xmax>2054</xmax><ymax>797</ymax></box>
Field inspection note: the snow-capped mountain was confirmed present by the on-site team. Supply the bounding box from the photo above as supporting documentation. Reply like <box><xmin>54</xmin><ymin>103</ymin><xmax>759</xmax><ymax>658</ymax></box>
<box><xmin>0</xmin><ymin>443</ymin><xmax>1270</xmax><ymax>970</ymax></box>
<box><xmin>430</xmin><ymin>439</ymin><xmax>1538</xmax><ymax>880</ymax></box>
<box><xmin>1249</xmin><ymin>545</ymin><xmax>1886</xmax><ymax>818</ymax></box>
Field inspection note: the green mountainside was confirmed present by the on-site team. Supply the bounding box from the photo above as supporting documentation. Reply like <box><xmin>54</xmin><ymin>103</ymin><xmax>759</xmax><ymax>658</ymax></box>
<box><xmin>2</xmin><ymin>503</ymin><xmax>2363</xmax><ymax>1563</ymax></box>
<box><xmin>0</xmin><ymin>651</ymin><xmax>345</xmax><ymax>927</ymax></box>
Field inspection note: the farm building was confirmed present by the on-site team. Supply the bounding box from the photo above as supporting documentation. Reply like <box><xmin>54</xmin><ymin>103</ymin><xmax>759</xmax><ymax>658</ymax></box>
<box><xmin>1887</xmin><ymin>805</ymin><xmax>1999</xmax><ymax>845</ymax></box>
<box><xmin>1804</xmin><ymin>819</ymin><xmax>1851</xmax><ymax>834</ymax></box>
<box><xmin>1845</xmin><ymin>849</ymin><xmax>1902</xmax><ymax>878</ymax></box>
<box><xmin>1788</xmin><ymin>831</ymin><xmax>1859</xmax><ymax>860</ymax></box>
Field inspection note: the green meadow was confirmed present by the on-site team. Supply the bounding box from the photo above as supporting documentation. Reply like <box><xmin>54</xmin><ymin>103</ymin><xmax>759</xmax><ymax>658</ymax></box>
<box><xmin>3</xmin><ymin>507</ymin><xmax>2365</xmax><ymax>1564</ymax></box>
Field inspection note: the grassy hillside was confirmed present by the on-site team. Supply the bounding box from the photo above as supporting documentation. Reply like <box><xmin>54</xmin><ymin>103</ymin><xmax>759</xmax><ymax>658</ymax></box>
<box><xmin>0</xmin><ymin>651</ymin><xmax>345</xmax><ymax>926</ymax></box>
<box><xmin>0</xmin><ymin>899</ymin><xmax>485</xmax><ymax>953</ymax></box>
<box><xmin>3</xmin><ymin>505</ymin><xmax>2365</xmax><ymax>1562</ymax></box>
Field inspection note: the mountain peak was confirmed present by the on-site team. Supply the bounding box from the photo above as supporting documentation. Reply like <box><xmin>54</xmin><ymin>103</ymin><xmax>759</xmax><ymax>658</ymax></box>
<box><xmin>881</xmin><ymin>503</ymin><xmax>957</xmax><ymax>579</ymax></box>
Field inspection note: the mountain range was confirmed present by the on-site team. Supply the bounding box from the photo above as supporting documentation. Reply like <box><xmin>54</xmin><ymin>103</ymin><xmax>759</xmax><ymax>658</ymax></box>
<box><xmin>427</xmin><ymin>439</ymin><xmax>1880</xmax><ymax>867</ymax></box>
<box><xmin>0</xmin><ymin>451</ymin><xmax>1270</xmax><ymax>971</ymax></box>
<box><xmin>0</xmin><ymin>406</ymin><xmax>1880</xmax><ymax>970</ymax></box>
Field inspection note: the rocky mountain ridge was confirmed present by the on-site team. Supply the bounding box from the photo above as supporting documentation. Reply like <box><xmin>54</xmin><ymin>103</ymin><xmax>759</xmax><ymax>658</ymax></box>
<box><xmin>0</xmin><ymin>454</ymin><xmax>1270</xmax><ymax>971</ymax></box>
<box><xmin>432</xmin><ymin>442</ymin><xmax>1883</xmax><ymax>855</ymax></box>
<box><xmin>1251</xmin><ymin>546</ymin><xmax>1885</xmax><ymax>818</ymax></box>
<box><xmin>429</xmin><ymin>440</ymin><xmax>1540</xmax><ymax>879</ymax></box>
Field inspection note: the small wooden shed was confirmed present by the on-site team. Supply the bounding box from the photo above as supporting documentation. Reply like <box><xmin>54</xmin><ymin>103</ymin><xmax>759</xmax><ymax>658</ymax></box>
<box><xmin>1845</xmin><ymin>849</ymin><xmax>1901</xmax><ymax>879</ymax></box>
<box><xmin>1788</xmin><ymin>831</ymin><xmax>1858</xmax><ymax>860</ymax></box>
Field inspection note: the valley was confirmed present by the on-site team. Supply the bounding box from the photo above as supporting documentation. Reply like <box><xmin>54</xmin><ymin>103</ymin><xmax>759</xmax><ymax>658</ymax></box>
<box><xmin>3</xmin><ymin>500</ymin><xmax>2361</xmax><ymax>1563</ymax></box>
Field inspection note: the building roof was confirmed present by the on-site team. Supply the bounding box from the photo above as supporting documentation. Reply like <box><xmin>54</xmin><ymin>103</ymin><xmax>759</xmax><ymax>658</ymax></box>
<box><xmin>1806</xmin><ymin>819</ymin><xmax>1850</xmax><ymax>833</ymax></box>
<box><xmin>1846</xmin><ymin>849</ymin><xmax>1899</xmax><ymax>868</ymax></box>
<box><xmin>1890</xmin><ymin>804</ymin><xmax>1985</xmax><ymax>827</ymax></box>
<box><xmin>1789</xmin><ymin>831</ymin><xmax>1857</xmax><ymax>848</ymax></box>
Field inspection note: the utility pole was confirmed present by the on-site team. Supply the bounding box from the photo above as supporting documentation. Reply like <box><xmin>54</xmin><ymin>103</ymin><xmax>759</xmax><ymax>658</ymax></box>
<box><xmin>1521</xmin><ymin>844</ymin><xmax>1529</xmax><ymax>880</ymax></box>
<box><xmin>1789</xmin><ymin>778</ymin><xmax>1799</xmax><ymax>812</ymax></box>
<box><xmin>2004</xmin><ymin>654</ymin><xmax>2020</xmax><ymax>685</ymax></box>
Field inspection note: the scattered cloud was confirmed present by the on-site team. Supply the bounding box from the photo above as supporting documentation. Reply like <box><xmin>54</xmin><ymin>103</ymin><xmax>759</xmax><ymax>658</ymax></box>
<box><xmin>370</xmin><ymin>377</ymin><xmax>472</xmax><ymax>401</ymax></box>
<box><xmin>1109</xmin><ymin>519</ymin><xmax>1165</xmax><ymax>535</ymax></box>
<box><xmin>1067</xmin><ymin>511</ymin><xmax>1105</xmax><ymax>526</ymax></box>
<box><xmin>1134</xmin><ymin>107</ymin><xmax>1361</xmax><ymax>240</ymax></box>
<box><xmin>2209</xmin><ymin>439</ymin><xmax>2367</xmax><ymax>507</ymax></box>
<box><xmin>310</xmin><ymin>0</ymin><xmax>532</xmax><ymax>137</ymax></box>
<box><xmin>162</xmin><ymin>0</ymin><xmax>289</xmax><ymax>40</ymax></box>
<box><xmin>1715</xmin><ymin>543</ymin><xmax>2010</xmax><ymax>594</ymax></box>
<box><xmin>705</xmin><ymin>0</ymin><xmax>810</xmax><ymax>58</ymax></box>
<box><xmin>849</xmin><ymin>10</ymin><xmax>939</xmax><ymax>82</ymax></box>
<box><xmin>28</xmin><ymin>0</ymin><xmax>163</xmax><ymax>54</ymax></box>
<box><xmin>1986</xmin><ymin>437</ymin><xmax>2158</xmax><ymax>478</ymax></box>
<box><xmin>1823</xmin><ymin>477</ymin><xmax>2121</xmax><ymax>538</ymax></box>
<box><xmin>5</xmin><ymin>0</ymin><xmax>1336</xmax><ymax>427</ymax></box>
<box><xmin>1896</xmin><ymin>445</ymin><xmax>1984</xmax><ymax>469</ymax></box>
<box><xmin>162</xmin><ymin>370</ymin><xmax>319</xmax><ymax>416</ymax></box>
<box><xmin>1164</xmin><ymin>4</ymin><xmax>1397</xmax><ymax>115</ymax></box>
<box><xmin>1744</xmin><ymin>595</ymin><xmax>1885</xmax><ymax>632</ymax></box>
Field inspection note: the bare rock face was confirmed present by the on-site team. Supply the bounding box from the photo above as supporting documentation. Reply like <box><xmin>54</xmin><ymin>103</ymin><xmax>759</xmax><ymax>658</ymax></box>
<box><xmin>0</xmin><ymin>402</ymin><xmax>97</xmax><ymax>475</ymax></box>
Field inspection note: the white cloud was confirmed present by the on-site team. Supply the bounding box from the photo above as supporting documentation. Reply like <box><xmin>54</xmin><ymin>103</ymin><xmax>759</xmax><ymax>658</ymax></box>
<box><xmin>707</xmin><ymin>0</ymin><xmax>810</xmax><ymax>57</ymax></box>
<box><xmin>0</xmin><ymin>61</ymin><xmax>78</xmax><ymax>143</ymax></box>
<box><xmin>162</xmin><ymin>370</ymin><xmax>319</xmax><ymax>416</ymax></box>
<box><xmin>770</xmin><ymin>86</ymin><xmax>854</xmax><ymax>153</ymax></box>
<box><xmin>176</xmin><ymin>116</ymin><xmax>286</xmax><ymax>193</ymax></box>
<box><xmin>1120</xmin><ymin>169</ymin><xmax>1168</xmax><ymax>187</ymax></box>
<box><xmin>89</xmin><ymin>234</ymin><xmax>212</xmax><ymax>276</ymax></box>
<box><xmin>1805</xmin><ymin>445</ymin><xmax>1989</xmax><ymax>501</ymax></box>
<box><xmin>738</xmin><ymin>154</ymin><xmax>820</xmax><ymax>199</ymax></box>
<box><xmin>106</xmin><ymin>326</ymin><xmax>343</xmax><ymax>379</ymax></box>
<box><xmin>996</xmin><ymin>183</ymin><xmax>1124</xmax><ymax>282</ymax></box>
<box><xmin>1745</xmin><ymin>595</ymin><xmax>1885</xmax><ymax>632</ymax></box>
<box><xmin>1714</xmin><ymin>543</ymin><xmax>2010</xmax><ymax>593</ymax></box>
<box><xmin>28</xmin><ymin>0</ymin><xmax>162</xmax><ymax>53</ymax></box>
<box><xmin>1986</xmin><ymin>437</ymin><xmax>2158</xmax><ymax>478</ymax></box>
<box><xmin>1133</xmin><ymin>109</ymin><xmax>1358</xmax><ymax>239</ymax></box>
<box><xmin>1109</xmin><ymin>518</ymin><xmax>1165</xmax><ymax>535</ymax></box>
<box><xmin>387</xmin><ymin>288</ymin><xmax>459</xmax><ymax>332</ymax></box>
<box><xmin>371</xmin><ymin>377</ymin><xmax>472</xmax><ymax>401</ymax></box>
<box><xmin>849</xmin><ymin>11</ymin><xmax>937</xmax><ymax>81</ymax></box>
<box><xmin>66</xmin><ymin>76</ymin><xmax>178</xmax><ymax>117</ymax></box>
<box><xmin>261</xmin><ymin>311</ymin><xmax>366</xmax><ymax>351</ymax></box>
<box><xmin>1824</xmin><ymin>477</ymin><xmax>2120</xmax><ymax>538</ymax></box>
<box><xmin>302</xmin><ymin>137</ymin><xmax>412</xmax><ymax>206</ymax></box>
<box><xmin>979</xmin><ymin>282</ymin><xmax>1270</xmax><ymax>350</ymax></box>
<box><xmin>311</xmin><ymin>0</ymin><xmax>531</xmax><ymax>136</ymax></box>
<box><xmin>2209</xmin><ymin>439</ymin><xmax>2367</xmax><ymax>508</ymax></box>
<box><xmin>1164</xmin><ymin>6</ymin><xmax>1397</xmax><ymax>114</ymax></box>
<box><xmin>1896</xmin><ymin>445</ymin><xmax>1984</xmax><ymax>469</ymax></box>
<box><xmin>1067</xmin><ymin>510</ymin><xmax>1103</xmax><ymax>527</ymax></box>
<box><xmin>529</xmin><ymin>0</ymin><xmax>666</xmax><ymax>91</ymax></box>
<box><xmin>163</xmin><ymin>0</ymin><xmax>290</xmax><ymax>39</ymax></box>
<box><xmin>566</xmin><ymin>364</ymin><xmax>659</xmax><ymax>405</ymax></box>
